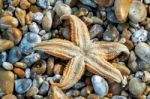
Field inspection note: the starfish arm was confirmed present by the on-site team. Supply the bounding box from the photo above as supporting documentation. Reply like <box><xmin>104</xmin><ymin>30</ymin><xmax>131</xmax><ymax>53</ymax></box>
<box><xmin>49</xmin><ymin>85</ymin><xmax>69</xmax><ymax>99</ymax></box>
<box><xmin>90</xmin><ymin>41</ymin><xmax>130</xmax><ymax>61</ymax></box>
<box><xmin>34</xmin><ymin>39</ymin><xmax>81</xmax><ymax>60</ymax></box>
<box><xmin>60</xmin><ymin>15</ymin><xmax>90</xmax><ymax>49</ymax></box>
<box><xmin>51</xmin><ymin>55</ymin><xmax>85</xmax><ymax>90</ymax></box>
<box><xmin>85</xmin><ymin>54</ymin><xmax>123</xmax><ymax>83</ymax></box>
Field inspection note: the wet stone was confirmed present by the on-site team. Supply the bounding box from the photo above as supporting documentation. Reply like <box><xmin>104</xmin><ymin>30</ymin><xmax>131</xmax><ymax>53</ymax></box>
<box><xmin>19</xmin><ymin>33</ymin><xmax>41</xmax><ymax>54</ymax></box>
<box><xmin>32</xmin><ymin>12</ymin><xmax>43</xmax><ymax>24</ymax></box>
<box><xmin>15</xmin><ymin>78</ymin><xmax>32</xmax><ymax>94</ymax></box>
<box><xmin>39</xmin><ymin>81</ymin><xmax>49</xmax><ymax>95</ymax></box>
<box><xmin>36</xmin><ymin>0</ymin><xmax>50</xmax><ymax>9</ymax></box>
<box><xmin>7</xmin><ymin>47</ymin><xmax>22</xmax><ymax>64</ymax></box>
<box><xmin>0</xmin><ymin>52</ymin><xmax>7</xmax><ymax>65</ymax></box>
<box><xmin>91</xmin><ymin>75</ymin><xmax>109</xmax><ymax>97</ymax></box>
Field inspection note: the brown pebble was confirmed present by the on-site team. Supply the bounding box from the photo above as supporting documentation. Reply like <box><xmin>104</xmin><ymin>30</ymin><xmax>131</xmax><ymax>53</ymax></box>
<box><xmin>47</xmin><ymin>57</ymin><xmax>54</xmax><ymax>75</ymax></box>
<box><xmin>1</xmin><ymin>11</ymin><xmax>13</xmax><ymax>17</ymax></box>
<box><xmin>29</xmin><ymin>5</ymin><xmax>42</xmax><ymax>13</ymax></box>
<box><xmin>20</xmin><ymin>0</ymin><xmax>31</xmax><ymax>10</ymax></box>
<box><xmin>87</xmin><ymin>94</ymin><xmax>99</xmax><ymax>99</ymax></box>
<box><xmin>2</xmin><ymin>94</ymin><xmax>17</xmax><ymax>99</ymax></box>
<box><xmin>15</xmin><ymin>7</ymin><xmax>26</xmax><ymax>26</ymax></box>
<box><xmin>14</xmin><ymin>68</ymin><xmax>25</xmax><ymax>78</ymax></box>
<box><xmin>72</xmin><ymin>90</ymin><xmax>80</xmax><ymax>97</ymax></box>
<box><xmin>53</xmin><ymin>63</ymin><xmax>64</xmax><ymax>74</ymax></box>
<box><xmin>114</xmin><ymin>0</ymin><xmax>131</xmax><ymax>21</ymax></box>
<box><xmin>28</xmin><ymin>0</ymin><xmax>36</xmax><ymax>4</ymax></box>
<box><xmin>109</xmin><ymin>82</ymin><xmax>122</xmax><ymax>95</ymax></box>
<box><xmin>0</xmin><ymin>39</ymin><xmax>14</xmax><ymax>51</ymax></box>
<box><xmin>25</xmin><ymin>11</ymin><xmax>33</xmax><ymax>25</ymax></box>
<box><xmin>96</xmin><ymin>0</ymin><xmax>114</xmax><ymax>7</ymax></box>
<box><xmin>11</xmin><ymin>0</ymin><xmax>20</xmax><ymax>7</ymax></box>
<box><xmin>42</xmin><ymin>11</ymin><xmax>52</xmax><ymax>31</ymax></box>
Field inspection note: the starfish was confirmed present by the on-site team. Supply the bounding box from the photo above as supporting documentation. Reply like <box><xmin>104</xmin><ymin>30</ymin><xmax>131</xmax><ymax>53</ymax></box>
<box><xmin>34</xmin><ymin>15</ymin><xmax>129</xmax><ymax>90</ymax></box>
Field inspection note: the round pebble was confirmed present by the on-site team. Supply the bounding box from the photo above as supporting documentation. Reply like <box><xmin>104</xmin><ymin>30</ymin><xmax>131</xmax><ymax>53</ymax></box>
<box><xmin>2</xmin><ymin>62</ymin><xmax>13</xmax><ymax>70</ymax></box>
<box><xmin>29</xmin><ymin>22</ymin><xmax>40</xmax><ymax>34</ymax></box>
<box><xmin>32</xmin><ymin>12</ymin><xmax>43</xmax><ymax>24</ymax></box>
<box><xmin>73</xmin><ymin>81</ymin><xmax>86</xmax><ymax>89</ymax></box>
<box><xmin>90</xmin><ymin>24</ymin><xmax>104</xmax><ymax>38</ymax></box>
<box><xmin>39</xmin><ymin>81</ymin><xmax>49</xmax><ymax>95</ymax></box>
<box><xmin>15</xmin><ymin>78</ymin><xmax>32</xmax><ymax>94</ymax></box>
<box><xmin>91</xmin><ymin>75</ymin><xmax>109</xmax><ymax>97</ymax></box>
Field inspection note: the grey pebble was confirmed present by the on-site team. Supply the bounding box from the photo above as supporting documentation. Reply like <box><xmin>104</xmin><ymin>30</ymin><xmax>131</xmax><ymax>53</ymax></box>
<box><xmin>112</xmin><ymin>95</ymin><xmax>127</xmax><ymax>99</ymax></box>
<box><xmin>91</xmin><ymin>75</ymin><xmax>109</xmax><ymax>97</ymax></box>
<box><xmin>33</xmin><ymin>75</ymin><xmax>44</xmax><ymax>88</ymax></box>
<box><xmin>2</xmin><ymin>62</ymin><xmax>13</xmax><ymax>70</ymax></box>
<box><xmin>25</xmin><ymin>68</ymin><xmax>31</xmax><ymax>78</ymax></box>
<box><xmin>79</xmin><ymin>0</ymin><xmax>97</xmax><ymax>8</ymax></box>
<box><xmin>22</xmin><ymin>53</ymin><xmax>40</xmax><ymax>67</ymax></box>
<box><xmin>73</xmin><ymin>81</ymin><xmax>85</xmax><ymax>89</ymax></box>
<box><xmin>38</xmin><ymin>30</ymin><xmax>46</xmax><ymax>36</ymax></box>
<box><xmin>144</xmin><ymin>0</ymin><xmax>150</xmax><ymax>4</ymax></box>
<box><xmin>60</xmin><ymin>27</ymin><xmax>70</xmax><ymax>40</ymax></box>
<box><xmin>39</xmin><ymin>81</ymin><xmax>49</xmax><ymax>95</ymax></box>
<box><xmin>29</xmin><ymin>22</ymin><xmax>40</xmax><ymax>34</ymax></box>
<box><xmin>41</xmin><ymin>33</ymin><xmax>52</xmax><ymax>40</ymax></box>
<box><xmin>7</xmin><ymin>47</ymin><xmax>22</xmax><ymax>64</ymax></box>
<box><xmin>0</xmin><ymin>52</ymin><xmax>7</xmax><ymax>65</ymax></box>
<box><xmin>26</xmin><ymin>86</ymin><xmax>39</xmax><ymax>97</ymax></box>
<box><xmin>33</xmin><ymin>95</ymin><xmax>43</xmax><ymax>99</ymax></box>
<box><xmin>66</xmin><ymin>89</ymin><xmax>73</xmax><ymax>97</ymax></box>
<box><xmin>90</xmin><ymin>24</ymin><xmax>104</xmax><ymax>38</ymax></box>
<box><xmin>131</xmin><ymin>29</ymin><xmax>148</xmax><ymax>43</ymax></box>
<box><xmin>37</xmin><ymin>0</ymin><xmax>50</xmax><ymax>9</ymax></box>
<box><xmin>19</xmin><ymin>33</ymin><xmax>41</xmax><ymax>54</ymax></box>
<box><xmin>33</xmin><ymin>12</ymin><xmax>44</xmax><ymax>24</ymax></box>
<box><xmin>15</xmin><ymin>79</ymin><xmax>32</xmax><ymax>94</ymax></box>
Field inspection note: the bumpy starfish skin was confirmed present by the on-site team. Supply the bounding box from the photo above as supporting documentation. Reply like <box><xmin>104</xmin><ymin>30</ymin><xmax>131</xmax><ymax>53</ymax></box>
<box><xmin>34</xmin><ymin>15</ymin><xmax>130</xmax><ymax>90</ymax></box>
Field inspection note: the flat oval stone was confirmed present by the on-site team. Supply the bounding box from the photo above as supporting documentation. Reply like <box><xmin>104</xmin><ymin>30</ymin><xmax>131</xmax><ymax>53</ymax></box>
<box><xmin>2</xmin><ymin>62</ymin><xmax>13</xmax><ymax>70</ymax></box>
<box><xmin>114</xmin><ymin>0</ymin><xmax>131</xmax><ymax>21</ymax></box>
<box><xmin>129</xmin><ymin>1</ymin><xmax>147</xmax><ymax>23</ymax></box>
<box><xmin>15</xmin><ymin>79</ymin><xmax>32</xmax><ymax>94</ymax></box>
<box><xmin>0</xmin><ymin>68</ymin><xmax>14</xmax><ymax>94</ymax></box>
<box><xmin>91</xmin><ymin>75</ymin><xmax>109</xmax><ymax>97</ymax></box>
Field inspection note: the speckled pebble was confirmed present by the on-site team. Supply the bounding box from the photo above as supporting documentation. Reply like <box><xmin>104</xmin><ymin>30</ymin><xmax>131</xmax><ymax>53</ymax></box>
<box><xmin>2</xmin><ymin>62</ymin><xmax>13</xmax><ymax>70</ymax></box>
<box><xmin>32</xmin><ymin>12</ymin><xmax>43</xmax><ymax>24</ymax></box>
<box><xmin>0</xmin><ymin>52</ymin><xmax>7</xmax><ymax>65</ymax></box>
<box><xmin>112</xmin><ymin>95</ymin><xmax>127</xmax><ymax>99</ymax></box>
<box><xmin>19</xmin><ymin>33</ymin><xmax>41</xmax><ymax>54</ymax></box>
<box><xmin>36</xmin><ymin>0</ymin><xmax>50</xmax><ymax>9</ymax></box>
<box><xmin>91</xmin><ymin>75</ymin><xmax>109</xmax><ymax>97</ymax></box>
<box><xmin>22</xmin><ymin>53</ymin><xmax>40</xmax><ymax>67</ymax></box>
<box><xmin>8</xmin><ymin>47</ymin><xmax>22</xmax><ymax>64</ymax></box>
<box><xmin>29</xmin><ymin>22</ymin><xmax>40</xmax><ymax>33</ymax></box>
<box><xmin>15</xmin><ymin>79</ymin><xmax>32</xmax><ymax>94</ymax></box>
<box><xmin>39</xmin><ymin>81</ymin><xmax>49</xmax><ymax>95</ymax></box>
<box><xmin>131</xmin><ymin>29</ymin><xmax>148</xmax><ymax>43</ymax></box>
<box><xmin>26</xmin><ymin>86</ymin><xmax>39</xmax><ymax>97</ymax></box>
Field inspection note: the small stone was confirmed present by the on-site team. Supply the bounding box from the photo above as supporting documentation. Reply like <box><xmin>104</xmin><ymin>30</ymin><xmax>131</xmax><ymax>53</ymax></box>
<box><xmin>60</xmin><ymin>27</ymin><xmax>70</xmax><ymax>40</ymax></box>
<box><xmin>72</xmin><ymin>90</ymin><xmax>80</xmax><ymax>97</ymax></box>
<box><xmin>0</xmin><ymin>16</ymin><xmax>18</xmax><ymax>29</ymax></box>
<box><xmin>41</xmin><ymin>32</ymin><xmax>52</xmax><ymax>40</ymax></box>
<box><xmin>64</xmin><ymin>0</ymin><xmax>77</xmax><ymax>7</ymax></box>
<box><xmin>137</xmin><ymin>59</ymin><xmax>150</xmax><ymax>71</ymax></box>
<box><xmin>15</xmin><ymin>79</ymin><xmax>32</xmax><ymax>94</ymax></box>
<box><xmin>53</xmin><ymin>64</ymin><xmax>63</xmax><ymax>74</ymax></box>
<box><xmin>15</xmin><ymin>62</ymin><xmax>27</xmax><ymax>69</ymax></box>
<box><xmin>42</xmin><ymin>11</ymin><xmax>52</xmax><ymax>31</ymax></box>
<box><xmin>36</xmin><ymin>0</ymin><xmax>50</xmax><ymax>9</ymax></box>
<box><xmin>79</xmin><ymin>0</ymin><xmax>96</xmax><ymax>8</ymax></box>
<box><xmin>103</xmin><ymin>25</ymin><xmax>119</xmax><ymax>41</ymax></box>
<box><xmin>129</xmin><ymin>78</ymin><xmax>146</xmax><ymax>96</ymax></box>
<box><xmin>110</xmin><ymin>82</ymin><xmax>122</xmax><ymax>95</ymax></box>
<box><xmin>114</xmin><ymin>0</ymin><xmax>131</xmax><ymax>22</ymax></box>
<box><xmin>52</xmin><ymin>74</ymin><xmax>61</xmax><ymax>82</ymax></box>
<box><xmin>32</xmin><ymin>75</ymin><xmax>44</xmax><ymax>88</ymax></box>
<box><xmin>25</xmin><ymin>11</ymin><xmax>33</xmax><ymax>25</ymax></box>
<box><xmin>144</xmin><ymin>0</ymin><xmax>150</xmax><ymax>4</ymax></box>
<box><xmin>25</xmin><ymin>68</ymin><xmax>31</xmax><ymax>78</ymax></box>
<box><xmin>129</xmin><ymin>1</ymin><xmax>147</xmax><ymax>23</ymax></box>
<box><xmin>0</xmin><ymin>52</ymin><xmax>7</xmax><ymax>65</ymax></box>
<box><xmin>0</xmin><ymin>39</ymin><xmax>14</xmax><ymax>51</ymax></box>
<box><xmin>96</xmin><ymin>0</ymin><xmax>114</xmax><ymax>7</ymax></box>
<box><xmin>20</xmin><ymin>0</ymin><xmax>31</xmax><ymax>10</ymax></box>
<box><xmin>2</xmin><ymin>62</ymin><xmax>13</xmax><ymax>70</ymax></box>
<box><xmin>10</xmin><ymin>0</ymin><xmax>20</xmax><ymax>7</ymax></box>
<box><xmin>73</xmin><ymin>82</ymin><xmax>85</xmax><ymax>90</ymax></box>
<box><xmin>135</xmin><ymin>42</ymin><xmax>150</xmax><ymax>64</ymax></box>
<box><xmin>29</xmin><ymin>5</ymin><xmax>42</xmax><ymax>13</ymax></box>
<box><xmin>22</xmin><ymin>53</ymin><xmax>40</xmax><ymax>67</ymax></box>
<box><xmin>47</xmin><ymin>57</ymin><xmax>54</xmax><ymax>75</ymax></box>
<box><xmin>33</xmin><ymin>12</ymin><xmax>43</xmax><ymax>24</ymax></box>
<box><xmin>112</xmin><ymin>95</ymin><xmax>127</xmax><ymax>99</ymax></box>
<box><xmin>80</xmin><ymin>86</ymin><xmax>93</xmax><ymax>97</ymax></box>
<box><xmin>26</xmin><ymin>86</ymin><xmax>39</xmax><ymax>97</ymax></box>
<box><xmin>0</xmin><ymin>68</ymin><xmax>14</xmax><ymax>94</ymax></box>
<box><xmin>75</xmin><ymin>8</ymin><xmax>88</xmax><ymax>17</ymax></box>
<box><xmin>90</xmin><ymin>24</ymin><xmax>104</xmax><ymax>38</ymax></box>
<box><xmin>19</xmin><ymin>33</ymin><xmax>41</xmax><ymax>54</ymax></box>
<box><xmin>131</xmin><ymin>29</ymin><xmax>148</xmax><ymax>43</ymax></box>
<box><xmin>15</xmin><ymin>7</ymin><xmax>26</xmax><ymax>26</ymax></box>
<box><xmin>142</xmin><ymin>71</ymin><xmax>150</xmax><ymax>82</ymax></box>
<box><xmin>29</xmin><ymin>22</ymin><xmax>40</xmax><ymax>33</ymax></box>
<box><xmin>39</xmin><ymin>81</ymin><xmax>49</xmax><ymax>95</ymax></box>
<box><xmin>8</xmin><ymin>47</ymin><xmax>22</xmax><ymax>64</ymax></box>
<box><xmin>91</xmin><ymin>75</ymin><xmax>109</xmax><ymax>97</ymax></box>
<box><xmin>14</xmin><ymin>68</ymin><xmax>25</xmax><ymax>78</ymax></box>
<box><xmin>33</xmin><ymin>95</ymin><xmax>43</xmax><ymax>99</ymax></box>
<box><xmin>54</xmin><ymin>3</ymin><xmax>72</xmax><ymax>17</ymax></box>
<box><xmin>87</xmin><ymin>94</ymin><xmax>99</xmax><ymax>99</ymax></box>
<box><xmin>28</xmin><ymin>0</ymin><xmax>36</xmax><ymax>4</ymax></box>
<box><xmin>2</xmin><ymin>94</ymin><xmax>17</xmax><ymax>99</ymax></box>
<box><xmin>38</xmin><ymin>30</ymin><xmax>46</xmax><ymax>36</ymax></box>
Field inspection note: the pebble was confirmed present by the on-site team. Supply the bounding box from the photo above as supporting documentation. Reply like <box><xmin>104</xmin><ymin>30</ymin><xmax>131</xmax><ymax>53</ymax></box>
<box><xmin>15</xmin><ymin>62</ymin><xmax>27</xmax><ymax>69</ymax></box>
<box><xmin>20</xmin><ymin>0</ymin><xmax>31</xmax><ymax>10</ymax></box>
<box><xmin>54</xmin><ymin>3</ymin><xmax>72</xmax><ymax>17</ymax></box>
<box><xmin>0</xmin><ymin>68</ymin><xmax>14</xmax><ymax>94</ymax></box>
<box><xmin>14</xmin><ymin>68</ymin><xmax>25</xmax><ymax>78</ymax></box>
<box><xmin>137</xmin><ymin>59</ymin><xmax>150</xmax><ymax>71</ymax></box>
<box><xmin>33</xmin><ymin>95</ymin><xmax>43</xmax><ymax>99</ymax></box>
<box><xmin>73</xmin><ymin>81</ymin><xmax>86</xmax><ymax>89</ymax></box>
<box><xmin>142</xmin><ymin>71</ymin><xmax>150</xmax><ymax>82</ymax></box>
<box><xmin>103</xmin><ymin>25</ymin><xmax>119</xmax><ymax>41</ymax></box>
<box><xmin>53</xmin><ymin>63</ymin><xmax>63</xmax><ymax>74</ymax></box>
<box><xmin>60</xmin><ymin>27</ymin><xmax>70</xmax><ymax>40</ymax></box>
<box><xmin>2</xmin><ymin>94</ymin><xmax>17</xmax><ymax>99</ymax></box>
<box><xmin>15</xmin><ymin>78</ymin><xmax>32</xmax><ymax>94</ymax></box>
<box><xmin>36</xmin><ymin>0</ymin><xmax>50</xmax><ymax>9</ymax></box>
<box><xmin>38</xmin><ymin>30</ymin><xmax>46</xmax><ymax>36</ymax></box>
<box><xmin>10</xmin><ymin>0</ymin><xmax>20</xmax><ymax>7</ymax></box>
<box><xmin>33</xmin><ymin>75</ymin><xmax>44</xmax><ymax>88</ymax></box>
<box><xmin>144</xmin><ymin>0</ymin><xmax>150</xmax><ymax>4</ymax></box>
<box><xmin>0</xmin><ymin>52</ymin><xmax>7</xmax><ymax>65</ymax></box>
<box><xmin>112</xmin><ymin>95</ymin><xmax>127</xmax><ymax>99</ymax></box>
<box><xmin>46</xmin><ymin>57</ymin><xmax>54</xmax><ymax>75</ymax></box>
<box><xmin>42</xmin><ymin>11</ymin><xmax>52</xmax><ymax>31</ymax></box>
<box><xmin>91</xmin><ymin>75</ymin><xmax>109</xmax><ymax>97</ymax></box>
<box><xmin>0</xmin><ymin>16</ymin><xmax>18</xmax><ymax>29</ymax></box>
<box><xmin>0</xmin><ymin>39</ymin><xmax>14</xmax><ymax>51</ymax></box>
<box><xmin>7</xmin><ymin>47</ymin><xmax>22</xmax><ymax>64</ymax></box>
<box><xmin>79</xmin><ymin>0</ymin><xmax>96</xmax><ymax>8</ymax></box>
<box><xmin>29</xmin><ymin>5</ymin><xmax>42</xmax><ymax>13</ymax></box>
<box><xmin>129</xmin><ymin>78</ymin><xmax>146</xmax><ymax>96</ymax></box>
<box><xmin>129</xmin><ymin>1</ymin><xmax>147</xmax><ymax>23</ymax></box>
<box><xmin>87</xmin><ymin>94</ymin><xmax>99</xmax><ymax>99</ymax></box>
<box><xmin>39</xmin><ymin>81</ymin><xmax>49</xmax><ymax>95</ymax></box>
<box><xmin>32</xmin><ymin>12</ymin><xmax>43</xmax><ymax>24</ymax></box>
<box><xmin>2</xmin><ymin>62</ymin><xmax>13</xmax><ymax>70</ymax></box>
<box><xmin>22</xmin><ymin>53</ymin><xmax>40</xmax><ymax>67</ymax></box>
<box><xmin>110</xmin><ymin>82</ymin><xmax>122</xmax><ymax>95</ymax></box>
<box><xmin>25</xmin><ymin>11</ymin><xmax>33</xmax><ymax>25</ymax></box>
<box><xmin>64</xmin><ymin>0</ymin><xmax>77</xmax><ymax>7</ymax></box>
<box><xmin>25</xmin><ymin>68</ymin><xmax>31</xmax><ymax>78</ymax></box>
<box><xmin>29</xmin><ymin>22</ymin><xmax>40</xmax><ymax>33</ymax></box>
<box><xmin>26</xmin><ymin>86</ymin><xmax>39</xmax><ymax>97</ymax></box>
<box><xmin>90</xmin><ymin>24</ymin><xmax>104</xmax><ymax>38</ymax></box>
<box><xmin>135</xmin><ymin>42</ymin><xmax>150</xmax><ymax>64</ymax></box>
<box><xmin>114</xmin><ymin>0</ymin><xmax>131</xmax><ymax>22</ymax></box>
<box><xmin>96</xmin><ymin>0</ymin><xmax>114</xmax><ymax>7</ymax></box>
<box><xmin>131</xmin><ymin>29</ymin><xmax>148</xmax><ymax>43</ymax></box>
<box><xmin>19</xmin><ymin>33</ymin><xmax>41</xmax><ymax>54</ymax></box>
<box><xmin>52</xmin><ymin>74</ymin><xmax>61</xmax><ymax>82</ymax></box>
<box><xmin>15</xmin><ymin>7</ymin><xmax>26</xmax><ymax>26</ymax></box>
<box><xmin>41</xmin><ymin>32</ymin><xmax>52</xmax><ymax>40</ymax></box>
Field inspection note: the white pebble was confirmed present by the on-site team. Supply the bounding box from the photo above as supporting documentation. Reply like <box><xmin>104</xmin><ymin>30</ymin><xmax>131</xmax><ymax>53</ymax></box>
<box><xmin>2</xmin><ymin>62</ymin><xmax>13</xmax><ymax>70</ymax></box>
